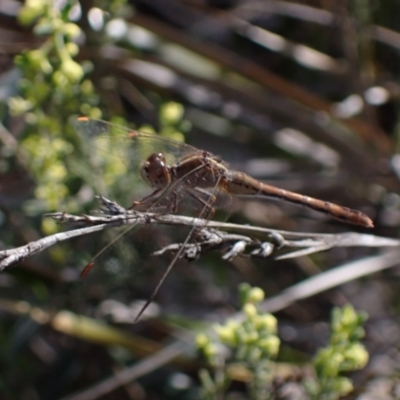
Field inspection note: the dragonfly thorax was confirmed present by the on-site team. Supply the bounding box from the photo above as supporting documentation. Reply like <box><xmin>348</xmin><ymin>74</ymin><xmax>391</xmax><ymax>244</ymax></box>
<box><xmin>140</xmin><ymin>152</ymin><xmax>172</xmax><ymax>188</ymax></box>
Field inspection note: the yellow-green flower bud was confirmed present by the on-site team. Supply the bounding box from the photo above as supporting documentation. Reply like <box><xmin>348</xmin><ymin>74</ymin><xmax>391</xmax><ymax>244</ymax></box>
<box><xmin>247</xmin><ymin>287</ymin><xmax>265</xmax><ymax>303</ymax></box>
<box><xmin>318</xmin><ymin>351</ymin><xmax>343</xmax><ymax>376</ymax></box>
<box><xmin>46</xmin><ymin>163</ymin><xmax>67</xmax><ymax>180</ymax></box>
<box><xmin>40</xmin><ymin>58</ymin><xmax>53</xmax><ymax>74</ymax></box>
<box><xmin>256</xmin><ymin>314</ymin><xmax>277</xmax><ymax>333</ymax></box>
<box><xmin>50</xmin><ymin>18</ymin><xmax>63</xmax><ymax>32</ymax></box>
<box><xmin>161</xmin><ymin>102</ymin><xmax>183</xmax><ymax>124</ymax></box>
<box><xmin>27</xmin><ymin>49</ymin><xmax>43</xmax><ymax>63</ymax></box>
<box><xmin>244</xmin><ymin>331</ymin><xmax>259</xmax><ymax>344</ymax></box>
<box><xmin>26</xmin><ymin>49</ymin><xmax>49</xmax><ymax>71</ymax></box>
<box><xmin>63</xmin><ymin>23</ymin><xmax>81</xmax><ymax>39</ymax></box>
<box><xmin>340</xmin><ymin>305</ymin><xmax>357</xmax><ymax>325</ymax></box>
<box><xmin>334</xmin><ymin>377</ymin><xmax>353</xmax><ymax>396</ymax></box>
<box><xmin>343</xmin><ymin>344</ymin><xmax>369</xmax><ymax>369</ymax></box>
<box><xmin>214</xmin><ymin>324</ymin><xmax>236</xmax><ymax>345</ymax></box>
<box><xmin>243</xmin><ymin>303</ymin><xmax>257</xmax><ymax>319</ymax></box>
<box><xmin>258</xmin><ymin>336</ymin><xmax>280</xmax><ymax>356</ymax></box>
<box><xmin>52</xmin><ymin>70</ymin><xmax>69</xmax><ymax>88</ymax></box>
<box><xmin>65</xmin><ymin>42</ymin><xmax>79</xmax><ymax>57</ymax></box>
<box><xmin>214</xmin><ymin>321</ymin><xmax>237</xmax><ymax>345</ymax></box>
<box><xmin>60</xmin><ymin>59</ymin><xmax>84</xmax><ymax>83</ymax></box>
<box><xmin>18</xmin><ymin>0</ymin><xmax>46</xmax><ymax>25</ymax></box>
<box><xmin>196</xmin><ymin>333</ymin><xmax>209</xmax><ymax>350</ymax></box>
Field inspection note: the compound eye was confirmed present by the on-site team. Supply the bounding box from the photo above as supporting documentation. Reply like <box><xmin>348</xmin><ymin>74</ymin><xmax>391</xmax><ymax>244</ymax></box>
<box><xmin>140</xmin><ymin>153</ymin><xmax>171</xmax><ymax>188</ymax></box>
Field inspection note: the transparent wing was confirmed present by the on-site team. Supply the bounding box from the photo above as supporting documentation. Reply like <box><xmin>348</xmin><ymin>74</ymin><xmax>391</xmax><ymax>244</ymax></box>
<box><xmin>71</xmin><ymin>117</ymin><xmax>199</xmax><ymax>209</ymax></box>
<box><xmin>67</xmin><ymin>117</ymin><xmax>199</xmax><ymax>304</ymax></box>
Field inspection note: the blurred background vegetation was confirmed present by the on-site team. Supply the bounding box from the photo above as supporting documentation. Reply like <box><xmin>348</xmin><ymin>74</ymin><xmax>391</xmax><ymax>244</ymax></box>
<box><xmin>1</xmin><ymin>0</ymin><xmax>400</xmax><ymax>399</ymax></box>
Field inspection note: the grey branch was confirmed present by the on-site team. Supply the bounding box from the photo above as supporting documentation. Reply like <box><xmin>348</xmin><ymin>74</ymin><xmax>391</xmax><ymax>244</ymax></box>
<box><xmin>1</xmin><ymin>196</ymin><xmax>398</xmax><ymax>271</ymax></box>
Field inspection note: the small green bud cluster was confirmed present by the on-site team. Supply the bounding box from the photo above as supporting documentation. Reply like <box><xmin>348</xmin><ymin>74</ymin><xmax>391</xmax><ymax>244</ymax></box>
<box><xmin>196</xmin><ymin>284</ymin><xmax>280</xmax><ymax>398</ymax></box>
<box><xmin>213</xmin><ymin>283</ymin><xmax>280</xmax><ymax>365</ymax></box>
<box><xmin>11</xmin><ymin>0</ymin><xmax>85</xmax><ymax>113</ymax></box>
<box><xmin>197</xmin><ymin>284</ymin><xmax>280</xmax><ymax>365</ymax></box>
<box><xmin>7</xmin><ymin>0</ymin><xmax>103</xmax><ymax>212</ymax></box>
<box><xmin>305</xmin><ymin>305</ymin><xmax>369</xmax><ymax>399</ymax></box>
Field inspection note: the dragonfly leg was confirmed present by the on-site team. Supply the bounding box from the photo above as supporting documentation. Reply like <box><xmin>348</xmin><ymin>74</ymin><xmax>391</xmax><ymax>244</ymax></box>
<box><xmin>130</xmin><ymin>188</ymin><xmax>162</xmax><ymax>210</ymax></box>
<box><xmin>170</xmin><ymin>191</ymin><xmax>179</xmax><ymax>213</ymax></box>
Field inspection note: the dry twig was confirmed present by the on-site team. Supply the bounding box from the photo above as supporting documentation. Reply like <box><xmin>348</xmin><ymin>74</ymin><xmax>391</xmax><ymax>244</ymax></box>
<box><xmin>0</xmin><ymin>196</ymin><xmax>398</xmax><ymax>271</ymax></box>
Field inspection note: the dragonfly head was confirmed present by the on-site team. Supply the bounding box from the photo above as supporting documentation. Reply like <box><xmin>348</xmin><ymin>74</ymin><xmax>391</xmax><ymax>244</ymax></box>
<box><xmin>140</xmin><ymin>152</ymin><xmax>171</xmax><ymax>188</ymax></box>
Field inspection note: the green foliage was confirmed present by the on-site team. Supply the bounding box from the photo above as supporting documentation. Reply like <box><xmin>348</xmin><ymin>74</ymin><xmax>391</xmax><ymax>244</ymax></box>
<box><xmin>197</xmin><ymin>283</ymin><xmax>280</xmax><ymax>400</ymax></box>
<box><xmin>197</xmin><ymin>286</ymin><xmax>368</xmax><ymax>400</ymax></box>
<box><xmin>305</xmin><ymin>305</ymin><xmax>369</xmax><ymax>400</ymax></box>
<box><xmin>9</xmin><ymin>0</ymin><xmax>101</xmax><ymax>213</ymax></box>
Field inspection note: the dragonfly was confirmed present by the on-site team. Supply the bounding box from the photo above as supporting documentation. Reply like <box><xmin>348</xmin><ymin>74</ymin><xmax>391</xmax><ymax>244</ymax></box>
<box><xmin>75</xmin><ymin>117</ymin><xmax>373</xmax><ymax>228</ymax></box>
<box><xmin>73</xmin><ymin>117</ymin><xmax>373</xmax><ymax>319</ymax></box>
